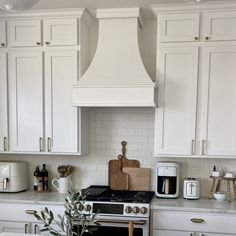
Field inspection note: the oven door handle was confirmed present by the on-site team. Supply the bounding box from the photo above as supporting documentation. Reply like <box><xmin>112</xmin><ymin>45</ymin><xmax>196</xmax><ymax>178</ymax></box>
<box><xmin>98</xmin><ymin>219</ymin><xmax>146</xmax><ymax>225</ymax></box>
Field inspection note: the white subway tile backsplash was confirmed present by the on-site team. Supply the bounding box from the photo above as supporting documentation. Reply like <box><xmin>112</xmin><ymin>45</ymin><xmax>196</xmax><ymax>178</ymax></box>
<box><xmin>1</xmin><ymin>107</ymin><xmax>236</xmax><ymax>197</ymax></box>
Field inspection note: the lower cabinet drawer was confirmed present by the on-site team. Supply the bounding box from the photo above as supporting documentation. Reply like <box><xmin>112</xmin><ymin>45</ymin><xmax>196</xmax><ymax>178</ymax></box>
<box><xmin>152</xmin><ymin>211</ymin><xmax>236</xmax><ymax>234</ymax></box>
<box><xmin>0</xmin><ymin>203</ymin><xmax>64</xmax><ymax>222</ymax></box>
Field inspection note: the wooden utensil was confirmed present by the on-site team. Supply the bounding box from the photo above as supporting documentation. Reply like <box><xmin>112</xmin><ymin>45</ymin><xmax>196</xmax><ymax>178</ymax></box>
<box><xmin>108</xmin><ymin>141</ymin><xmax>140</xmax><ymax>186</ymax></box>
<box><xmin>121</xmin><ymin>141</ymin><xmax>140</xmax><ymax>168</ymax></box>
<box><xmin>129</xmin><ymin>221</ymin><xmax>134</xmax><ymax>236</ymax></box>
<box><xmin>122</xmin><ymin>167</ymin><xmax>151</xmax><ymax>191</ymax></box>
<box><xmin>110</xmin><ymin>155</ymin><xmax>129</xmax><ymax>190</ymax></box>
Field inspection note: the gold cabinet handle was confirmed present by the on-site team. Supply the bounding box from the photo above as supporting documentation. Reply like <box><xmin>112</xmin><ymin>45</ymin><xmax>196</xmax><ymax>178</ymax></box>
<box><xmin>36</xmin><ymin>42</ymin><xmax>41</xmax><ymax>45</ymax></box>
<box><xmin>3</xmin><ymin>178</ymin><xmax>8</xmax><ymax>190</ymax></box>
<box><xmin>3</xmin><ymin>137</ymin><xmax>8</xmax><ymax>151</ymax></box>
<box><xmin>39</xmin><ymin>137</ymin><xmax>43</xmax><ymax>152</ymax></box>
<box><xmin>1</xmin><ymin>43</ymin><xmax>5</xmax><ymax>47</ymax></box>
<box><xmin>47</xmin><ymin>137</ymin><xmax>52</xmax><ymax>152</ymax></box>
<box><xmin>45</xmin><ymin>41</ymin><xmax>50</xmax><ymax>45</ymax></box>
<box><xmin>190</xmin><ymin>218</ymin><xmax>205</xmax><ymax>223</ymax></box>
<box><xmin>25</xmin><ymin>209</ymin><xmax>37</xmax><ymax>215</ymax></box>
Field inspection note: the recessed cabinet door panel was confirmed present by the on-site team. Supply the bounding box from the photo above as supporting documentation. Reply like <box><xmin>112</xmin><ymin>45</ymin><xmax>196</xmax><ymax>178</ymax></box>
<box><xmin>45</xmin><ymin>51</ymin><xmax>78</xmax><ymax>153</ymax></box>
<box><xmin>155</xmin><ymin>47</ymin><xmax>199</xmax><ymax>156</ymax></box>
<box><xmin>0</xmin><ymin>52</ymin><xmax>8</xmax><ymax>152</ymax></box>
<box><xmin>201</xmin><ymin>46</ymin><xmax>236</xmax><ymax>156</ymax></box>
<box><xmin>8</xmin><ymin>20</ymin><xmax>41</xmax><ymax>47</ymax></box>
<box><xmin>44</xmin><ymin>18</ymin><xmax>78</xmax><ymax>46</ymax></box>
<box><xmin>204</xmin><ymin>11</ymin><xmax>236</xmax><ymax>41</ymax></box>
<box><xmin>9</xmin><ymin>52</ymin><xmax>43</xmax><ymax>152</ymax></box>
<box><xmin>159</xmin><ymin>13</ymin><xmax>200</xmax><ymax>42</ymax></box>
<box><xmin>153</xmin><ymin>230</ymin><xmax>193</xmax><ymax>236</ymax></box>
<box><xmin>0</xmin><ymin>221</ymin><xmax>29</xmax><ymax>233</ymax></box>
<box><xmin>0</xmin><ymin>21</ymin><xmax>6</xmax><ymax>48</ymax></box>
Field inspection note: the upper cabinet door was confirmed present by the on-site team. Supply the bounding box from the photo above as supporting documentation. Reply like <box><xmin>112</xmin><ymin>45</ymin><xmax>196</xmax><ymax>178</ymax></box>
<box><xmin>8</xmin><ymin>51</ymin><xmax>44</xmax><ymax>152</ymax></box>
<box><xmin>200</xmin><ymin>46</ymin><xmax>236</xmax><ymax>156</ymax></box>
<box><xmin>159</xmin><ymin>13</ymin><xmax>200</xmax><ymax>42</ymax></box>
<box><xmin>44</xmin><ymin>51</ymin><xmax>78</xmax><ymax>153</ymax></box>
<box><xmin>0</xmin><ymin>21</ymin><xmax>6</xmax><ymax>48</ymax></box>
<box><xmin>43</xmin><ymin>18</ymin><xmax>78</xmax><ymax>46</ymax></box>
<box><xmin>0</xmin><ymin>52</ymin><xmax>8</xmax><ymax>152</ymax></box>
<box><xmin>155</xmin><ymin>46</ymin><xmax>199</xmax><ymax>156</ymax></box>
<box><xmin>204</xmin><ymin>11</ymin><xmax>236</xmax><ymax>41</ymax></box>
<box><xmin>8</xmin><ymin>20</ymin><xmax>42</xmax><ymax>47</ymax></box>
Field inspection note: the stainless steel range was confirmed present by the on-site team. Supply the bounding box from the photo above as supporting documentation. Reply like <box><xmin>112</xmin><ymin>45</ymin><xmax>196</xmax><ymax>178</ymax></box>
<box><xmin>81</xmin><ymin>185</ymin><xmax>155</xmax><ymax>236</ymax></box>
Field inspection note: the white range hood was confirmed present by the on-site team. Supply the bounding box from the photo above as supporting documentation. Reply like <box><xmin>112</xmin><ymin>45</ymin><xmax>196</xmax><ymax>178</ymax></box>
<box><xmin>72</xmin><ymin>8</ymin><xmax>157</xmax><ymax>107</ymax></box>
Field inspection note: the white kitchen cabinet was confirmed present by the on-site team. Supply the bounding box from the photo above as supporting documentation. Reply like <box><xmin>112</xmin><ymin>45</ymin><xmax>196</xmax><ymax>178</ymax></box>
<box><xmin>43</xmin><ymin>18</ymin><xmax>78</xmax><ymax>46</ymax></box>
<box><xmin>200</xmin><ymin>45</ymin><xmax>236</xmax><ymax>156</ymax></box>
<box><xmin>155</xmin><ymin>46</ymin><xmax>199</xmax><ymax>155</ymax></box>
<box><xmin>153</xmin><ymin>3</ymin><xmax>236</xmax><ymax>157</ymax></box>
<box><xmin>203</xmin><ymin>11</ymin><xmax>236</xmax><ymax>42</ymax></box>
<box><xmin>8</xmin><ymin>51</ymin><xmax>44</xmax><ymax>152</ymax></box>
<box><xmin>8</xmin><ymin>20</ymin><xmax>42</xmax><ymax>47</ymax></box>
<box><xmin>158</xmin><ymin>13</ymin><xmax>200</xmax><ymax>42</ymax></box>
<box><xmin>0</xmin><ymin>52</ymin><xmax>8</xmax><ymax>152</ymax></box>
<box><xmin>152</xmin><ymin>210</ymin><xmax>236</xmax><ymax>236</ymax></box>
<box><xmin>0</xmin><ymin>21</ymin><xmax>6</xmax><ymax>48</ymax></box>
<box><xmin>44</xmin><ymin>51</ymin><xmax>79</xmax><ymax>153</ymax></box>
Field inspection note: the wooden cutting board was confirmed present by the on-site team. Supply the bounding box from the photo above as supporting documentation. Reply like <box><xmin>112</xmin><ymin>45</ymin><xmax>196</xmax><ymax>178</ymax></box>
<box><xmin>122</xmin><ymin>167</ymin><xmax>151</xmax><ymax>191</ymax></box>
<box><xmin>108</xmin><ymin>141</ymin><xmax>140</xmax><ymax>186</ymax></box>
<box><xmin>110</xmin><ymin>155</ymin><xmax>129</xmax><ymax>190</ymax></box>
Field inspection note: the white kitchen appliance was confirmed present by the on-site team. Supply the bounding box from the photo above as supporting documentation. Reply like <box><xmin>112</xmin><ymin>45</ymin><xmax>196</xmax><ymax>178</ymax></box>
<box><xmin>0</xmin><ymin>161</ymin><xmax>28</xmax><ymax>192</ymax></box>
<box><xmin>155</xmin><ymin>162</ymin><xmax>180</xmax><ymax>198</ymax></box>
<box><xmin>183</xmin><ymin>178</ymin><xmax>200</xmax><ymax>199</ymax></box>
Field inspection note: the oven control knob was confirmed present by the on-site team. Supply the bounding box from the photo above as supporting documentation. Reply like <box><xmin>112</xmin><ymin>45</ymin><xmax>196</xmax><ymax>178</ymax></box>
<box><xmin>84</xmin><ymin>204</ymin><xmax>92</xmax><ymax>211</ymax></box>
<box><xmin>132</xmin><ymin>206</ymin><xmax>140</xmax><ymax>214</ymax></box>
<box><xmin>78</xmin><ymin>203</ymin><xmax>84</xmax><ymax>211</ymax></box>
<box><xmin>140</xmin><ymin>207</ymin><xmax>148</xmax><ymax>214</ymax></box>
<box><xmin>125</xmin><ymin>206</ymin><xmax>132</xmax><ymax>213</ymax></box>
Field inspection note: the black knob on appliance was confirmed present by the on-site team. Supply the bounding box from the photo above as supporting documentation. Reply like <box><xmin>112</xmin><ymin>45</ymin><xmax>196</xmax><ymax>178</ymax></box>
<box><xmin>78</xmin><ymin>203</ymin><xmax>84</xmax><ymax>211</ymax></box>
<box><xmin>132</xmin><ymin>206</ymin><xmax>139</xmax><ymax>214</ymax></box>
<box><xmin>125</xmin><ymin>206</ymin><xmax>132</xmax><ymax>213</ymax></box>
<box><xmin>140</xmin><ymin>207</ymin><xmax>148</xmax><ymax>214</ymax></box>
<box><xmin>84</xmin><ymin>204</ymin><xmax>92</xmax><ymax>211</ymax></box>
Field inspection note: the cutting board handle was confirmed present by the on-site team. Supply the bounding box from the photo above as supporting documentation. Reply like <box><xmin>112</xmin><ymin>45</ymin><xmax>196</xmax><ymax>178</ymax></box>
<box><xmin>121</xmin><ymin>141</ymin><xmax>127</xmax><ymax>158</ymax></box>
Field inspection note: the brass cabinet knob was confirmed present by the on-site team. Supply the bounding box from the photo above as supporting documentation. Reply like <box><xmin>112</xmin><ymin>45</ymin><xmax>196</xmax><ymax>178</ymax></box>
<box><xmin>1</xmin><ymin>43</ymin><xmax>5</xmax><ymax>47</ymax></box>
<box><xmin>205</xmin><ymin>36</ymin><xmax>209</xmax><ymax>40</ymax></box>
<box><xmin>45</xmin><ymin>41</ymin><xmax>50</xmax><ymax>45</ymax></box>
<box><xmin>36</xmin><ymin>42</ymin><xmax>41</xmax><ymax>45</ymax></box>
<box><xmin>194</xmin><ymin>36</ymin><xmax>199</xmax><ymax>40</ymax></box>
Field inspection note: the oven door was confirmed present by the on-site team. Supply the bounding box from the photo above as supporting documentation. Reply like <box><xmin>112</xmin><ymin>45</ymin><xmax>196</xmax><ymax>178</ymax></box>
<box><xmin>82</xmin><ymin>215</ymin><xmax>149</xmax><ymax>236</ymax></box>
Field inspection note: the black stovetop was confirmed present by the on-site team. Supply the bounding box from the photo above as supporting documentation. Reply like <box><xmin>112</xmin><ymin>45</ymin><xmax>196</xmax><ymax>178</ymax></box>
<box><xmin>82</xmin><ymin>185</ymin><xmax>155</xmax><ymax>204</ymax></box>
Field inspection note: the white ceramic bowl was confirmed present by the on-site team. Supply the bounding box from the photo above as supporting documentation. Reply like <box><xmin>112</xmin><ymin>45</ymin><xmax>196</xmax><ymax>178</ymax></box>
<box><xmin>214</xmin><ymin>192</ymin><xmax>226</xmax><ymax>201</ymax></box>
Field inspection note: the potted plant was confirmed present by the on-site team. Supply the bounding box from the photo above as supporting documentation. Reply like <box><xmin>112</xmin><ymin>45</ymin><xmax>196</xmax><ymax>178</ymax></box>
<box><xmin>34</xmin><ymin>187</ymin><xmax>100</xmax><ymax>236</ymax></box>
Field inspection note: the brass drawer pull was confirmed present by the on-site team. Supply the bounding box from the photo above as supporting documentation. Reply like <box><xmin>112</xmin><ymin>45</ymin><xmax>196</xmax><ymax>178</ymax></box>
<box><xmin>25</xmin><ymin>209</ymin><xmax>37</xmax><ymax>215</ymax></box>
<box><xmin>190</xmin><ymin>218</ymin><xmax>205</xmax><ymax>223</ymax></box>
<box><xmin>3</xmin><ymin>137</ymin><xmax>8</xmax><ymax>151</ymax></box>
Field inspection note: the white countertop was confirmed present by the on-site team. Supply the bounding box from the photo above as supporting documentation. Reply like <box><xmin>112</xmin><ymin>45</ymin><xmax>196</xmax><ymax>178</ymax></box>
<box><xmin>0</xmin><ymin>190</ymin><xmax>65</xmax><ymax>205</ymax></box>
<box><xmin>1</xmin><ymin>191</ymin><xmax>236</xmax><ymax>215</ymax></box>
<box><xmin>0</xmin><ymin>233</ymin><xmax>41</xmax><ymax>236</ymax></box>
<box><xmin>151</xmin><ymin>197</ymin><xmax>236</xmax><ymax>214</ymax></box>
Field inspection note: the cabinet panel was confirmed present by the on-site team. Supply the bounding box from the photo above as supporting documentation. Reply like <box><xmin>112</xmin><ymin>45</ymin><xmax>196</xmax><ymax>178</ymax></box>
<box><xmin>204</xmin><ymin>11</ymin><xmax>236</xmax><ymax>41</ymax></box>
<box><xmin>0</xmin><ymin>221</ymin><xmax>29</xmax><ymax>233</ymax></box>
<box><xmin>201</xmin><ymin>46</ymin><xmax>236</xmax><ymax>156</ymax></box>
<box><xmin>44</xmin><ymin>51</ymin><xmax>78</xmax><ymax>153</ymax></box>
<box><xmin>0</xmin><ymin>21</ymin><xmax>6</xmax><ymax>48</ymax></box>
<box><xmin>159</xmin><ymin>13</ymin><xmax>200</xmax><ymax>42</ymax></box>
<box><xmin>155</xmin><ymin>46</ymin><xmax>199</xmax><ymax>155</ymax></box>
<box><xmin>0</xmin><ymin>52</ymin><xmax>8</xmax><ymax>152</ymax></box>
<box><xmin>9</xmin><ymin>51</ymin><xmax>44</xmax><ymax>152</ymax></box>
<box><xmin>153</xmin><ymin>230</ymin><xmax>193</xmax><ymax>236</ymax></box>
<box><xmin>8</xmin><ymin>20</ymin><xmax>41</xmax><ymax>47</ymax></box>
<box><xmin>44</xmin><ymin>18</ymin><xmax>78</xmax><ymax>46</ymax></box>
